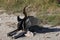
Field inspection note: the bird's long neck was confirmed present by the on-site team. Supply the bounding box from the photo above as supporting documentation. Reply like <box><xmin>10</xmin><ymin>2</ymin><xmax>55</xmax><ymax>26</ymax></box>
<box><xmin>23</xmin><ymin>6</ymin><xmax>28</xmax><ymax>18</ymax></box>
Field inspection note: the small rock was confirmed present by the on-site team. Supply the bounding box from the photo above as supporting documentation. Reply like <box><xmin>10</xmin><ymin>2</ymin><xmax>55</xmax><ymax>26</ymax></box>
<box><xmin>46</xmin><ymin>37</ymin><xmax>51</xmax><ymax>38</ymax></box>
<box><xmin>56</xmin><ymin>33</ymin><xmax>59</xmax><ymax>36</ymax></box>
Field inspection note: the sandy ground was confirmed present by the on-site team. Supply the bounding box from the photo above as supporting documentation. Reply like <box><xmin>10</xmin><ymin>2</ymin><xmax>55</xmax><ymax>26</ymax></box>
<box><xmin>0</xmin><ymin>13</ymin><xmax>60</xmax><ymax>40</ymax></box>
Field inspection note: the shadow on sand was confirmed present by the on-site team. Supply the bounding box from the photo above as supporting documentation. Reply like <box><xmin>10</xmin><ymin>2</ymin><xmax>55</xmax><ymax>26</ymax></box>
<box><xmin>13</xmin><ymin>25</ymin><xmax>60</xmax><ymax>39</ymax></box>
<box><xmin>29</xmin><ymin>25</ymin><xmax>60</xmax><ymax>33</ymax></box>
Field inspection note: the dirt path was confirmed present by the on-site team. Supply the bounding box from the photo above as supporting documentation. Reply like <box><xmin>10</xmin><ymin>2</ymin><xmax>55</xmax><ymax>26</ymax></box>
<box><xmin>0</xmin><ymin>13</ymin><xmax>60</xmax><ymax>40</ymax></box>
